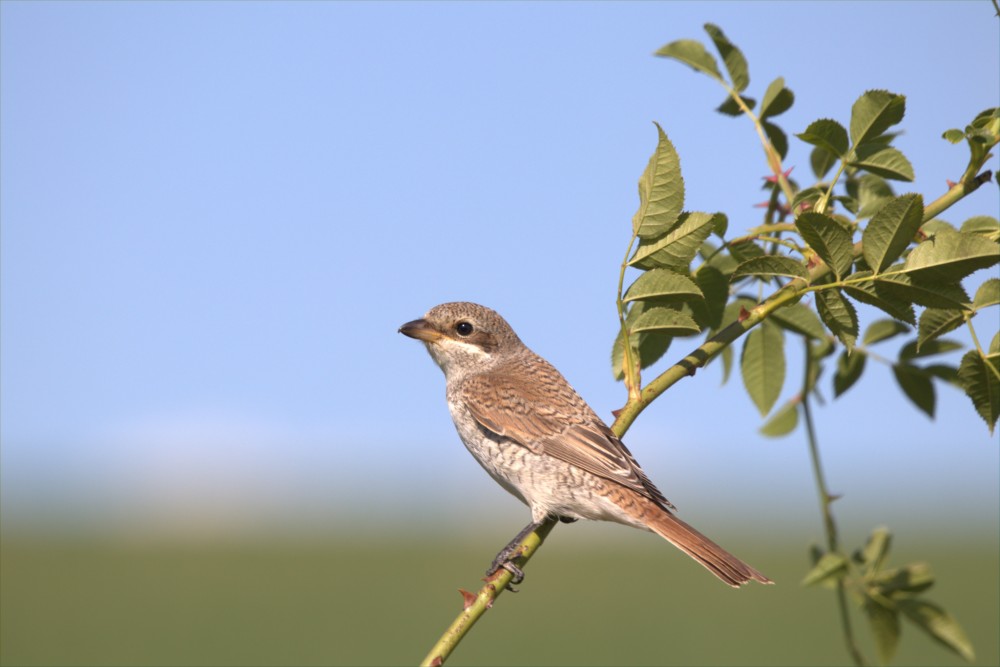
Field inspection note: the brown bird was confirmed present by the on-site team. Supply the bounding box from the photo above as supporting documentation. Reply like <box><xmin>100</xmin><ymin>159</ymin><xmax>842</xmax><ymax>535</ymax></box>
<box><xmin>399</xmin><ymin>301</ymin><xmax>771</xmax><ymax>588</ymax></box>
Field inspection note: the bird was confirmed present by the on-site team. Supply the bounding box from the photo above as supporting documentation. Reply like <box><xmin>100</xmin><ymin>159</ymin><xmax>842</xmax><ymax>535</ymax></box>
<box><xmin>399</xmin><ymin>301</ymin><xmax>771</xmax><ymax>588</ymax></box>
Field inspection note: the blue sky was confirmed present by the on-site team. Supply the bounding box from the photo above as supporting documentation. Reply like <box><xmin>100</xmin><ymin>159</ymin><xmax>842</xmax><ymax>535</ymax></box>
<box><xmin>2</xmin><ymin>1</ymin><xmax>998</xmax><ymax>537</ymax></box>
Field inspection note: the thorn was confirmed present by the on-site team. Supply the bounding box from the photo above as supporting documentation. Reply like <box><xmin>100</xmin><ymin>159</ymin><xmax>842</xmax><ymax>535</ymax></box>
<box><xmin>915</xmin><ymin>229</ymin><xmax>928</xmax><ymax>242</ymax></box>
<box><xmin>764</xmin><ymin>166</ymin><xmax>794</xmax><ymax>183</ymax></box>
<box><xmin>806</xmin><ymin>254</ymin><xmax>820</xmax><ymax>269</ymax></box>
<box><xmin>430</xmin><ymin>657</ymin><xmax>443</xmax><ymax>667</ymax></box>
<box><xmin>458</xmin><ymin>588</ymin><xmax>477</xmax><ymax>610</ymax></box>
<box><xmin>485</xmin><ymin>584</ymin><xmax>497</xmax><ymax>607</ymax></box>
<box><xmin>946</xmin><ymin>179</ymin><xmax>958</xmax><ymax>188</ymax></box>
<box><xmin>738</xmin><ymin>306</ymin><xmax>751</xmax><ymax>322</ymax></box>
<box><xmin>611</xmin><ymin>407</ymin><xmax>624</xmax><ymax>418</ymax></box>
<box><xmin>829</xmin><ymin>493</ymin><xmax>843</xmax><ymax>502</ymax></box>
<box><xmin>796</xmin><ymin>200</ymin><xmax>813</xmax><ymax>213</ymax></box>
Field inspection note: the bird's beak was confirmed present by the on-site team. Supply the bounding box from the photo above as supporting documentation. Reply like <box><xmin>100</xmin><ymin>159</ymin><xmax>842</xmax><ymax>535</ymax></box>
<box><xmin>399</xmin><ymin>318</ymin><xmax>443</xmax><ymax>343</ymax></box>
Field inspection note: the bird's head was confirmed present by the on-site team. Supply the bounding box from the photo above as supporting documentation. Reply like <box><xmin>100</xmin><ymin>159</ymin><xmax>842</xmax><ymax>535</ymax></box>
<box><xmin>399</xmin><ymin>302</ymin><xmax>524</xmax><ymax>378</ymax></box>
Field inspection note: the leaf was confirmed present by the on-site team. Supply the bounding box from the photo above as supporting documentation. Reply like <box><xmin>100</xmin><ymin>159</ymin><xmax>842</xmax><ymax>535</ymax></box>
<box><xmin>862</xmin><ymin>193</ymin><xmax>924</xmax><ymax>274</ymax></box>
<box><xmin>863</xmin><ymin>319</ymin><xmax>911</xmax><ymax>345</ymax></box>
<box><xmin>703</xmin><ymin>23</ymin><xmax>749</xmax><ymax>91</ymax></box>
<box><xmin>843</xmin><ymin>271</ymin><xmax>916</xmax><ymax>324</ymax></box>
<box><xmin>855</xmin><ymin>174</ymin><xmax>895</xmax><ymax>219</ymax></box>
<box><xmin>654</xmin><ymin>39</ymin><xmax>724</xmax><ymax>81</ymax></box>
<box><xmin>816</xmin><ymin>289</ymin><xmax>858</xmax><ymax>349</ymax></box>
<box><xmin>611</xmin><ymin>301</ymin><xmax>673</xmax><ymax>380</ymax></box>
<box><xmin>902</xmin><ymin>227</ymin><xmax>1000</xmax><ymax>282</ymax></box>
<box><xmin>863</xmin><ymin>595</ymin><xmax>901</xmax><ymax>665</ymax></box>
<box><xmin>795</xmin><ymin>212</ymin><xmax>855</xmax><ymax>280</ymax></box>
<box><xmin>760</xmin><ymin>76</ymin><xmax>794</xmax><ymax>118</ymax></box>
<box><xmin>632</xmin><ymin>123</ymin><xmax>685</xmax><ymax>239</ymax></box>
<box><xmin>796</xmin><ymin>118</ymin><xmax>849</xmax><ymax>157</ymax></box>
<box><xmin>763</xmin><ymin>120</ymin><xmax>788</xmax><ymax>160</ymax></box>
<box><xmin>729</xmin><ymin>239</ymin><xmax>766</xmax><ymax>263</ymax></box>
<box><xmin>960</xmin><ymin>215</ymin><xmax>1000</xmax><ymax>239</ymax></box>
<box><xmin>872</xmin><ymin>562</ymin><xmax>935</xmax><ymax>595</ymax></box>
<box><xmin>973</xmin><ymin>277</ymin><xmax>1000</xmax><ymax>309</ymax></box>
<box><xmin>741</xmin><ymin>320</ymin><xmax>785</xmax><ymax>415</ymax></box>
<box><xmin>802</xmin><ymin>551</ymin><xmax>849</xmax><ymax>587</ymax></box>
<box><xmin>716</xmin><ymin>94</ymin><xmax>755</xmax><ymax>116</ymax></box>
<box><xmin>875</xmin><ymin>273</ymin><xmax>971</xmax><ymax>310</ymax></box>
<box><xmin>850</xmin><ymin>145</ymin><xmax>914</xmax><ymax>182</ymax></box>
<box><xmin>900</xmin><ymin>339</ymin><xmax>963</xmax><ymax>360</ymax></box>
<box><xmin>771</xmin><ymin>302</ymin><xmax>828</xmax><ymax>339</ymax></box>
<box><xmin>730</xmin><ymin>256</ymin><xmax>809</xmax><ymax>282</ymax></box>
<box><xmin>942</xmin><ymin>128</ymin><xmax>965</xmax><ymax>143</ymax></box>
<box><xmin>719</xmin><ymin>344</ymin><xmax>733</xmax><ymax>385</ymax></box>
<box><xmin>630</xmin><ymin>212</ymin><xmax>720</xmax><ymax>270</ymax></box>
<box><xmin>857</xmin><ymin>527</ymin><xmax>892</xmax><ymax>573</ymax></box>
<box><xmin>623</xmin><ymin>269</ymin><xmax>703</xmax><ymax>303</ymax></box>
<box><xmin>759</xmin><ymin>399</ymin><xmax>798</xmax><ymax>437</ymax></box>
<box><xmin>918</xmin><ymin>308</ymin><xmax>965</xmax><ymax>350</ymax></box>
<box><xmin>690</xmin><ymin>266</ymin><xmax>728</xmax><ymax>330</ymax></box>
<box><xmin>897</xmin><ymin>599</ymin><xmax>975</xmax><ymax>662</ymax></box>
<box><xmin>833</xmin><ymin>349</ymin><xmax>866</xmax><ymax>397</ymax></box>
<box><xmin>893</xmin><ymin>364</ymin><xmax>936</xmax><ymax>418</ymax></box>
<box><xmin>850</xmin><ymin>89</ymin><xmax>906</xmax><ymax>147</ymax></box>
<box><xmin>810</xmin><ymin>146</ymin><xmax>838</xmax><ymax>179</ymax></box>
<box><xmin>631</xmin><ymin>306</ymin><xmax>702</xmax><ymax>336</ymax></box>
<box><xmin>958</xmin><ymin>350</ymin><xmax>1000</xmax><ymax>434</ymax></box>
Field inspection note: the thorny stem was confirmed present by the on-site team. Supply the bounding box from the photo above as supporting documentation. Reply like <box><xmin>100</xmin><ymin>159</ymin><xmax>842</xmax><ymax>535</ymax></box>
<box><xmin>801</xmin><ymin>340</ymin><xmax>867</xmax><ymax>666</ymax></box>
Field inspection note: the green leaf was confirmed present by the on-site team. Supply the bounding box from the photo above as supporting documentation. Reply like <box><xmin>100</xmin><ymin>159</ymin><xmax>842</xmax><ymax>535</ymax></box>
<box><xmin>630</xmin><ymin>212</ymin><xmax>720</xmax><ymax>270</ymax></box>
<box><xmin>973</xmin><ymin>277</ymin><xmax>1000</xmax><ymax>309</ymax></box>
<box><xmin>876</xmin><ymin>273</ymin><xmax>971</xmax><ymax>310</ymax></box>
<box><xmin>872</xmin><ymin>562</ymin><xmax>935</xmax><ymax>595</ymax></box>
<box><xmin>759</xmin><ymin>399</ymin><xmax>798</xmax><ymax>437</ymax></box>
<box><xmin>810</xmin><ymin>146</ymin><xmax>838</xmax><ymax>179</ymax></box>
<box><xmin>716</xmin><ymin>94</ymin><xmax>755</xmax><ymax>116</ymax></box>
<box><xmin>863</xmin><ymin>319</ymin><xmax>911</xmax><ymax>345</ymax></box>
<box><xmin>796</xmin><ymin>118</ymin><xmax>849</xmax><ymax>157</ymax></box>
<box><xmin>654</xmin><ymin>39</ymin><xmax>724</xmax><ymax>81</ymax></box>
<box><xmin>632</xmin><ymin>122</ymin><xmax>685</xmax><ymax>239</ymax></box>
<box><xmin>731</xmin><ymin>256</ymin><xmax>808</xmax><ymax>282</ymax></box>
<box><xmin>992</xmin><ymin>331</ymin><xmax>1000</xmax><ymax>355</ymax></box>
<box><xmin>897</xmin><ymin>598</ymin><xmax>975</xmax><ymax>662</ymax></box>
<box><xmin>863</xmin><ymin>595</ymin><xmax>901</xmax><ymax>665</ymax></box>
<box><xmin>833</xmin><ymin>349</ymin><xmax>866</xmax><ymax>397</ymax></box>
<box><xmin>802</xmin><ymin>551</ymin><xmax>849</xmax><ymax>587</ymax></box>
<box><xmin>795</xmin><ymin>212</ymin><xmax>855</xmax><ymax>280</ymax></box>
<box><xmin>960</xmin><ymin>215</ymin><xmax>1000</xmax><ymax>240</ymax></box>
<box><xmin>942</xmin><ymin>128</ymin><xmax>965</xmax><ymax>143</ymax></box>
<box><xmin>918</xmin><ymin>308</ymin><xmax>965</xmax><ymax>350</ymax></box>
<box><xmin>729</xmin><ymin>239</ymin><xmax>766</xmax><ymax>263</ymax></box>
<box><xmin>902</xmin><ymin>227</ymin><xmax>1000</xmax><ymax>282</ymax></box>
<box><xmin>771</xmin><ymin>302</ymin><xmax>828</xmax><ymax>339</ymax></box>
<box><xmin>862</xmin><ymin>193</ymin><xmax>924</xmax><ymax>274</ymax></box>
<box><xmin>925</xmin><ymin>364</ymin><xmax>961</xmax><ymax>387</ymax></box>
<box><xmin>631</xmin><ymin>306</ymin><xmax>702</xmax><ymax>336</ymax></box>
<box><xmin>850</xmin><ymin>89</ymin><xmax>906</xmax><ymax>147</ymax></box>
<box><xmin>857</xmin><ymin>526</ymin><xmax>892</xmax><ymax>573</ymax></box>
<box><xmin>850</xmin><ymin>145</ymin><xmax>914</xmax><ymax>182</ymax></box>
<box><xmin>958</xmin><ymin>350</ymin><xmax>1000</xmax><ymax>434</ymax></box>
<box><xmin>855</xmin><ymin>174</ymin><xmax>895</xmax><ymax>219</ymax></box>
<box><xmin>623</xmin><ymin>269</ymin><xmax>703</xmax><ymax>304</ymax></box>
<box><xmin>690</xmin><ymin>266</ymin><xmax>728</xmax><ymax>330</ymax></box>
<box><xmin>843</xmin><ymin>271</ymin><xmax>916</xmax><ymax>324</ymax></box>
<box><xmin>703</xmin><ymin>23</ymin><xmax>749</xmax><ymax>91</ymax></box>
<box><xmin>760</xmin><ymin>76</ymin><xmax>794</xmax><ymax>118</ymax></box>
<box><xmin>817</xmin><ymin>288</ymin><xmax>859</xmax><ymax>349</ymax></box>
<box><xmin>900</xmin><ymin>339</ymin><xmax>963</xmax><ymax>360</ymax></box>
<box><xmin>763</xmin><ymin>120</ymin><xmax>788</xmax><ymax>160</ymax></box>
<box><xmin>611</xmin><ymin>301</ymin><xmax>673</xmax><ymax>380</ymax></box>
<box><xmin>893</xmin><ymin>364</ymin><xmax>936</xmax><ymax>418</ymax></box>
<box><xmin>719</xmin><ymin>343</ymin><xmax>733</xmax><ymax>385</ymax></box>
<box><xmin>741</xmin><ymin>320</ymin><xmax>785</xmax><ymax>415</ymax></box>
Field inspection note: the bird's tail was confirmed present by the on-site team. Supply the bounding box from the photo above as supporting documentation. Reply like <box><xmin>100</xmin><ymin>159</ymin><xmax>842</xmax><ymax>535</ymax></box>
<box><xmin>625</xmin><ymin>492</ymin><xmax>772</xmax><ymax>587</ymax></box>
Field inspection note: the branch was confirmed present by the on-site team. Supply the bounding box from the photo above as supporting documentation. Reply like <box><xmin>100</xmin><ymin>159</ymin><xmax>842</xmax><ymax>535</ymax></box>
<box><xmin>418</xmin><ymin>168</ymin><xmax>993</xmax><ymax>666</ymax></box>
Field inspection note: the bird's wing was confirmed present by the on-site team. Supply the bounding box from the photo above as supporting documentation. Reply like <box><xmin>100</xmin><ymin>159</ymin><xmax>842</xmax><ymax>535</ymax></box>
<box><xmin>460</xmin><ymin>364</ymin><xmax>675</xmax><ymax>511</ymax></box>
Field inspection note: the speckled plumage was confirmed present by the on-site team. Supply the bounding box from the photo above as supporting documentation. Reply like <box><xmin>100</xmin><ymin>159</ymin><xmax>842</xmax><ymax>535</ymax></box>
<box><xmin>400</xmin><ymin>302</ymin><xmax>770</xmax><ymax>587</ymax></box>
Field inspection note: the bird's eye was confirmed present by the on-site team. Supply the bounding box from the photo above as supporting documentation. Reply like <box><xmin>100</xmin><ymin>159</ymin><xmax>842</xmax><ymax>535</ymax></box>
<box><xmin>455</xmin><ymin>321</ymin><xmax>474</xmax><ymax>337</ymax></box>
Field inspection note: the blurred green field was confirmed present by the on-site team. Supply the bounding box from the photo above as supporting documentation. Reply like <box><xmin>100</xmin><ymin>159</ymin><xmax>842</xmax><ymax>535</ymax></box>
<box><xmin>2</xmin><ymin>529</ymin><xmax>997</xmax><ymax>666</ymax></box>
